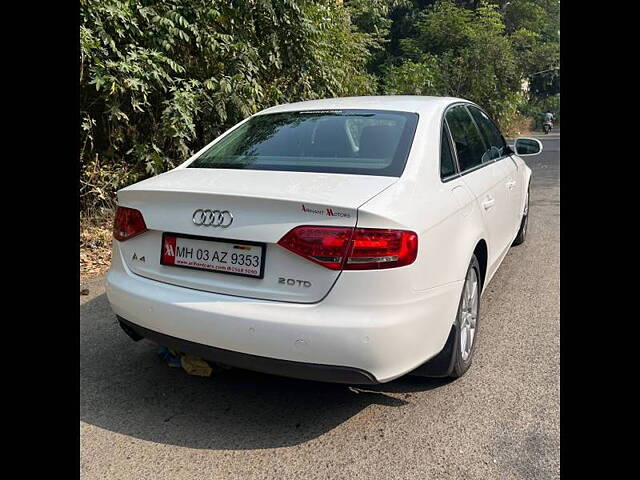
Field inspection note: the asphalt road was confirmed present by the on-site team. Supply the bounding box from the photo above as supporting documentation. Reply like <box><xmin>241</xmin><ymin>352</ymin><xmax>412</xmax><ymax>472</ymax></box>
<box><xmin>80</xmin><ymin>131</ymin><xmax>560</xmax><ymax>479</ymax></box>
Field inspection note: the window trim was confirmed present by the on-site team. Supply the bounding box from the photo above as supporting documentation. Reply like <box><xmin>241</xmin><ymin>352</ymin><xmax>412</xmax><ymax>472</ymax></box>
<box><xmin>440</xmin><ymin>102</ymin><xmax>512</xmax><ymax>183</ymax></box>
<box><xmin>466</xmin><ymin>104</ymin><xmax>510</xmax><ymax>162</ymax></box>
<box><xmin>440</xmin><ymin>119</ymin><xmax>459</xmax><ymax>181</ymax></box>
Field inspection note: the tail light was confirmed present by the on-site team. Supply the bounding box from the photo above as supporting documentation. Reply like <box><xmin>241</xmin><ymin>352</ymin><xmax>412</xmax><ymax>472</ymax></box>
<box><xmin>277</xmin><ymin>226</ymin><xmax>418</xmax><ymax>270</ymax></box>
<box><xmin>113</xmin><ymin>206</ymin><xmax>147</xmax><ymax>241</ymax></box>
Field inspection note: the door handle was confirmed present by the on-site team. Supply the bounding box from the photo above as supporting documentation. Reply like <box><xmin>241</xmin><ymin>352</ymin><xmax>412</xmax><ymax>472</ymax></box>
<box><xmin>506</xmin><ymin>180</ymin><xmax>516</xmax><ymax>190</ymax></box>
<box><xmin>482</xmin><ymin>196</ymin><xmax>495</xmax><ymax>210</ymax></box>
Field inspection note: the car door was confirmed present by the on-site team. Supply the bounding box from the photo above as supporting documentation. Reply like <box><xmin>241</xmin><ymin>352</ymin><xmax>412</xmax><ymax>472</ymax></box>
<box><xmin>468</xmin><ymin>105</ymin><xmax>523</xmax><ymax>240</ymax></box>
<box><xmin>445</xmin><ymin>104</ymin><xmax>512</xmax><ymax>271</ymax></box>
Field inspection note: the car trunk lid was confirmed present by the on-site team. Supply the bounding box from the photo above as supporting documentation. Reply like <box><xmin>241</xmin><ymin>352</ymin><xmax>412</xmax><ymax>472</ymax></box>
<box><xmin>115</xmin><ymin>168</ymin><xmax>396</xmax><ymax>302</ymax></box>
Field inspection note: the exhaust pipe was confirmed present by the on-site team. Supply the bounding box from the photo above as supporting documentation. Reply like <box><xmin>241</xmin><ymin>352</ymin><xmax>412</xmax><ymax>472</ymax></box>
<box><xmin>117</xmin><ymin>316</ymin><xmax>143</xmax><ymax>342</ymax></box>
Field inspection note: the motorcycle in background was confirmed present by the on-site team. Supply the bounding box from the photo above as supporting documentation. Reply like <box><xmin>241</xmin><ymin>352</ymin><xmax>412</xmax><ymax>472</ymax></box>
<box><xmin>543</xmin><ymin>121</ymin><xmax>553</xmax><ymax>134</ymax></box>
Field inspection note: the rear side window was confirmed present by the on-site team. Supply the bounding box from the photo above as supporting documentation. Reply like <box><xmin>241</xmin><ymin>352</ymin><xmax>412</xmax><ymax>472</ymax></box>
<box><xmin>468</xmin><ymin>106</ymin><xmax>507</xmax><ymax>161</ymax></box>
<box><xmin>440</xmin><ymin>124</ymin><xmax>456</xmax><ymax>178</ymax></box>
<box><xmin>445</xmin><ymin>106</ymin><xmax>487</xmax><ymax>172</ymax></box>
<box><xmin>189</xmin><ymin>110</ymin><xmax>419</xmax><ymax>177</ymax></box>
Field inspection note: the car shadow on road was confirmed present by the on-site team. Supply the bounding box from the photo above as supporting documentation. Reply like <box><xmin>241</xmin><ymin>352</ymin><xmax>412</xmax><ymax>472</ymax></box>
<box><xmin>81</xmin><ymin>293</ymin><xmax>450</xmax><ymax>451</ymax></box>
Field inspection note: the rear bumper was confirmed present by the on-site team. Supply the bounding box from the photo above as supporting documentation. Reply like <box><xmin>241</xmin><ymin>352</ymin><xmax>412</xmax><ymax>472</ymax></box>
<box><xmin>118</xmin><ymin>316</ymin><xmax>377</xmax><ymax>384</ymax></box>
<box><xmin>106</xmin><ymin>249</ymin><xmax>463</xmax><ymax>383</ymax></box>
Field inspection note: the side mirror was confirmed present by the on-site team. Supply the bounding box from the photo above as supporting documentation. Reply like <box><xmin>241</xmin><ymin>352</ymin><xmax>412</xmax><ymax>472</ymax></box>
<box><xmin>513</xmin><ymin>137</ymin><xmax>543</xmax><ymax>156</ymax></box>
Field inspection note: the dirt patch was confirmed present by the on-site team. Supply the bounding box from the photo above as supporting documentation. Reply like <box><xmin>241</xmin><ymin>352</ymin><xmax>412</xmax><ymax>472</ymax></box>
<box><xmin>80</xmin><ymin>209</ymin><xmax>114</xmax><ymax>283</ymax></box>
<box><xmin>504</xmin><ymin>115</ymin><xmax>535</xmax><ymax>138</ymax></box>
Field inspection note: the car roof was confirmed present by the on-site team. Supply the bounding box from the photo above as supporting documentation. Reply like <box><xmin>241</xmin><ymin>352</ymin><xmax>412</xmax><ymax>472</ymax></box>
<box><xmin>257</xmin><ymin>95</ymin><xmax>468</xmax><ymax>116</ymax></box>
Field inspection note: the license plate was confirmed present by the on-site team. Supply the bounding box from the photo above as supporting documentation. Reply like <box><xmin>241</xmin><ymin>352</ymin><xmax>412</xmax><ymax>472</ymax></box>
<box><xmin>160</xmin><ymin>233</ymin><xmax>265</xmax><ymax>278</ymax></box>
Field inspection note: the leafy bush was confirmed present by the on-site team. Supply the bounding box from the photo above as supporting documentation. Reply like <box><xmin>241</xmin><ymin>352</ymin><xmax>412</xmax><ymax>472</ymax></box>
<box><xmin>382</xmin><ymin>58</ymin><xmax>440</xmax><ymax>95</ymax></box>
<box><xmin>80</xmin><ymin>0</ymin><xmax>375</xmax><ymax>211</ymax></box>
<box><xmin>520</xmin><ymin>93</ymin><xmax>560</xmax><ymax>129</ymax></box>
<box><xmin>80</xmin><ymin>0</ymin><xmax>560</xmax><ymax>213</ymax></box>
<box><xmin>383</xmin><ymin>1</ymin><xmax>521</xmax><ymax>128</ymax></box>
<box><xmin>380</xmin><ymin>1</ymin><xmax>558</xmax><ymax>132</ymax></box>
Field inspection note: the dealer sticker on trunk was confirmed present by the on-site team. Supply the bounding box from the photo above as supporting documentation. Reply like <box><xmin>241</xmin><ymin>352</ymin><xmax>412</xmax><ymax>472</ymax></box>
<box><xmin>161</xmin><ymin>233</ymin><xmax>265</xmax><ymax>278</ymax></box>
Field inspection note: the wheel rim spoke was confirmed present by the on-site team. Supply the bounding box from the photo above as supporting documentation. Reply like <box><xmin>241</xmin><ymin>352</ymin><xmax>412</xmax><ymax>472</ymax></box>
<box><xmin>460</xmin><ymin>268</ymin><xmax>479</xmax><ymax>361</ymax></box>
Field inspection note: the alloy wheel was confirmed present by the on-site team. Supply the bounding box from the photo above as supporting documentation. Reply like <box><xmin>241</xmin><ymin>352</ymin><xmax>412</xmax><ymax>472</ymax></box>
<box><xmin>459</xmin><ymin>267</ymin><xmax>479</xmax><ymax>361</ymax></box>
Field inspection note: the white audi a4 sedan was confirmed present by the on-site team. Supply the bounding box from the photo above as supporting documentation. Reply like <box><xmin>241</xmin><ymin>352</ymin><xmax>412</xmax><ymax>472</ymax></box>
<box><xmin>106</xmin><ymin>96</ymin><xmax>542</xmax><ymax>384</ymax></box>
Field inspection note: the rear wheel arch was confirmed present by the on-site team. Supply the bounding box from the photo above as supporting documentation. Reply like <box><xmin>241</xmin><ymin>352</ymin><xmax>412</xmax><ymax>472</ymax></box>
<box><xmin>473</xmin><ymin>239</ymin><xmax>488</xmax><ymax>292</ymax></box>
<box><xmin>411</xmin><ymin>252</ymin><xmax>482</xmax><ymax>378</ymax></box>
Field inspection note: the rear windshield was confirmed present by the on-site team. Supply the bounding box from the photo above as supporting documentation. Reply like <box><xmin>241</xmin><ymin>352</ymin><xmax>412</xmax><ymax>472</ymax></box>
<box><xmin>188</xmin><ymin>110</ymin><xmax>419</xmax><ymax>177</ymax></box>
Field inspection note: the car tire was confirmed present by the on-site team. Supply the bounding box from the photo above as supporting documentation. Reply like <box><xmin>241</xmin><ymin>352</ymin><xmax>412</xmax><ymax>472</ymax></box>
<box><xmin>449</xmin><ymin>255</ymin><xmax>481</xmax><ymax>378</ymax></box>
<box><xmin>411</xmin><ymin>255</ymin><xmax>481</xmax><ymax>378</ymax></box>
<box><xmin>512</xmin><ymin>186</ymin><xmax>529</xmax><ymax>246</ymax></box>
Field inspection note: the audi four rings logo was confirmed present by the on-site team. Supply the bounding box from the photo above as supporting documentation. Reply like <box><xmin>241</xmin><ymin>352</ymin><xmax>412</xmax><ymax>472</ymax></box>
<box><xmin>192</xmin><ymin>209</ymin><xmax>234</xmax><ymax>227</ymax></box>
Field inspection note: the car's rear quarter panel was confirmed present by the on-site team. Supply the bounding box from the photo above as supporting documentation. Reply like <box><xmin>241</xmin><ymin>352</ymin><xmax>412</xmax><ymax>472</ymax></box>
<box><xmin>350</xmin><ymin>103</ymin><xmax>490</xmax><ymax>363</ymax></box>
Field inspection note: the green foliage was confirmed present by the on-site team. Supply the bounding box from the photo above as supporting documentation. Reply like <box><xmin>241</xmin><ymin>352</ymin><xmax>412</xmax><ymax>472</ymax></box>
<box><xmin>521</xmin><ymin>93</ymin><xmax>560</xmax><ymax>129</ymax></box>
<box><xmin>383</xmin><ymin>1</ymin><xmax>520</xmax><ymax>125</ymax></box>
<box><xmin>503</xmin><ymin>0</ymin><xmax>547</xmax><ymax>33</ymax></box>
<box><xmin>382</xmin><ymin>58</ymin><xmax>440</xmax><ymax>95</ymax></box>
<box><xmin>301</xmin><ymin>2</ymin><xmax>378</xmax><ymax>98</ymax></box>
<box><xmin>381</xmin><ymin>0</ymin><xmax>559</xmax><ymax>131</ymax></box>
<box><xmin>80</xmin><ymin>0</ymin><xmax>560</xmax><ymax>212</ymax></box>
<box><xmin>80</xmin><ymin>0</ymin><xmax>374</xmax><ymax>210</ymax></box>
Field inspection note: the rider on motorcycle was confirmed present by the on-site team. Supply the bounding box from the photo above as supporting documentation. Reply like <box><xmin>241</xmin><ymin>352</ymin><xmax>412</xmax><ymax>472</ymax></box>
<box><xmin>543</xmin><ymin>111</ymin><xmax>554</xmax><ymax>133</ymax></box>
